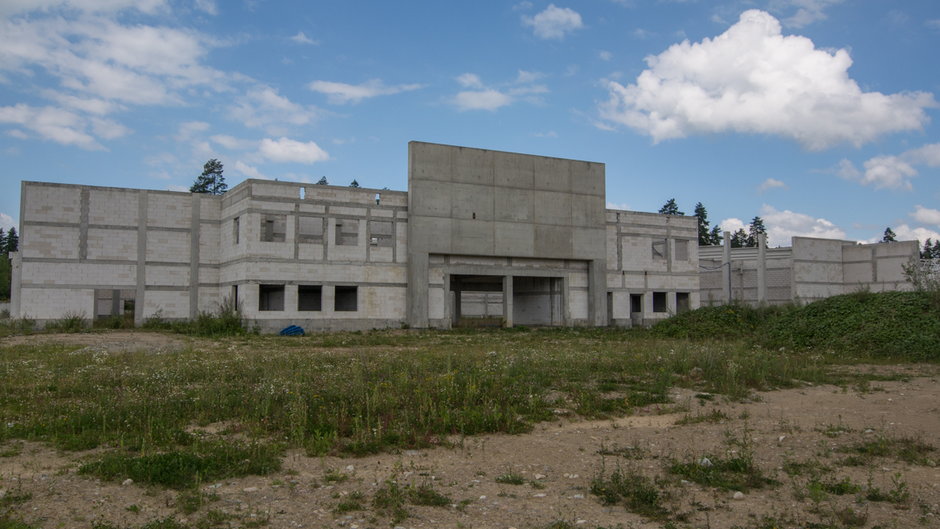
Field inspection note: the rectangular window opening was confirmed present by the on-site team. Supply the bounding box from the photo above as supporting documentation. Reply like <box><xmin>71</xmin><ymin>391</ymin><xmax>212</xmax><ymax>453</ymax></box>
<box><xmin>630</xmin><ymin>293</ymin><xmax>643</xmax><ymax>314</ymax></box>
<box><xmin>676</xmin><ymin>292</ymin><xmax>690</xmax><ymax>314</ymax></box>
<box><xmin>259</xmin><ymin>284</ymin><xmax>285</xmax><ymax>311</ymax></box>
<box><xmin>298</xmin><ymin>216</ymin><xmax>324</xmax><ymax>244</ymax></box>
<box><xmin>233</xmin><ymin>216</ymin><xmax>240</xmax><ymax>244</ymax></box>
<box><xmin>335</xmin><ymin>219</ymin><xmax>359</xmax><ymax>246</ymax></box>
<box><xmin>298</xmin><ymin>285</ymin><xmax>322</xmax><ymax>311</ymax></box>
<box><xmin>369</xmin><ymin>220</ymin><xmax>393</xmax><ymax>247</ymax></box>
<box><xmin>652</xmin><ymin>239</ymin><xmax>667</xmax><ymax>260</ymax></box>
<box><xmin>334</xmin><ymin>285</ymin><xmax>358</xmax><ymax>311</ymax></box>
<box><xmin>652</xmin><ymin>291</ymin><xmax>667</xmax><ymax>313</ymax></box>
<box><xmin>261</xmin><ymin>214</ymin><xmax>287</xmax><ymax>242</ymax></box>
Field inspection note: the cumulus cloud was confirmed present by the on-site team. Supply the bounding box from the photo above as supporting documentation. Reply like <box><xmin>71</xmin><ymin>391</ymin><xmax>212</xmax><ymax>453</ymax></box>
<box><xmin>758</xmin><ymin>178</ymin><xmax>787</xmax><ymax>193</ymax></box>
<box><xmin>233</xmin><ymin>160</ymin><xmax>266</xmax><ymax>179</ymax></box>
<box><xmin>522</xmin><ymin>4</ymin><xmax>583</xmax><ymax>39</ymax></box>
<box><xmin>912</xmin><ymin>205</ymin><xmax>940</xmax><ymax>227</ymax></box>
<box><xmin>290</xmin><ymin>31</ymin><xmax>317</xmax><ymax>45</ymax></box>
<box><xmin>775</xmin><ymin>0</ymin><xmax>844</xmax><ymax>28</ymax></box>
<box><xmin>194</xmin><ymin>0</ymin><xmax>217</xmax><ymax>15</ymax></box>
<box><xmin>887</xmin><ymin>224</ymin><xmax>940</xmax><ymax>245</ymax></box>
<box><xmin>0</xmin><ymin>104</ymin><xmax>102</xmax><ymax>149</ymax></box>
<box><xmin>308</xmin><ymin>79</ymin><xmax>423</xmax><ymax>105</ymax></box>
<box><xmin>175</xmin><ymin>120</ymin><xmax>209</xmax><ymax>142</ymax></box>
<box><xmin>450</xmin><ymin>72</ymin><xmax>547</xmax><ymax>111</ymax></box>
<box><xmin>259</xmin><ymin>137</ymin><xmax>329</xmax><ymax>164</ymax></box>
<box><xmin>717</xmin><ymin>217</ymin><xmax>747</xmax><ymax>236</ymax></box>
<box><xmin>598</xmin><ymin>10</ymin><xmax>935</xmax><ymax>150</ymax></box>
<box><xmin>229</xmin><ymin>86</ymin><xmax>320</xmax><ymax>135</ymax></box>
<box><xmin>840</xmin><ymin>142</ymin><xmax>940</xmax><ymax>190</ymax></box>
<box><xmin>598</xmin><ymin>50</ymin><xmax>613</xmax><ymax>61</ymax></box>
<box><xmin>759</xmin><ymin>204</ymin><xmax>845</xmax><ymax>246</ymax></box>
<box><xmin>0</xmin><ymin>212</ymin><xmax>15</xmax><ymax>232</ymax></box>
<box><xmin>209</xmin><ymin>134</ymin><xmax>256</xmax><ymax>151</ymax></box>
<box><xmin>0</xmin><ymin>0</ymin><xmax>167</xmax><ymax>17</ymax></box>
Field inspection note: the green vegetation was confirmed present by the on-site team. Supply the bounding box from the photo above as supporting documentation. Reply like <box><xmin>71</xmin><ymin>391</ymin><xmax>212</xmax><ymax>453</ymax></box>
<box><xmin>495</xmin><ymin>471</ymin><xmax>526</xmax><ymax>485</ymax></box>
<box><xmin>653</xmin><ymin>291</ymin><xmax>940</xmax><ymax>359</ymax></box>
<box><xmin>590</xmin><ymin>465</ymin><xmax>668</xmax><ymax>519</ymax></box>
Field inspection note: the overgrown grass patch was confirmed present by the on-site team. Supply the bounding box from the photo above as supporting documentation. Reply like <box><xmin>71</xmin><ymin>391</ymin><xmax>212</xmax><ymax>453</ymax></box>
<box><xmin>78</xmin><ymin>441</ymin><xmax>281</xmax><ymax>489</ymax></box>
<box><xmin>590</xmin><ymin>465</ymin><xmax>669</xmax><ymax>519</ymax></box>
<box><xmin>669</xmin><ymin>452</ymin><xmax>775</xmax><ymax>492</ymax></box>
<box><xmin>840</xmin><ymin>434</ymin><xmax>936</xmax><ymax>466</ymax></box>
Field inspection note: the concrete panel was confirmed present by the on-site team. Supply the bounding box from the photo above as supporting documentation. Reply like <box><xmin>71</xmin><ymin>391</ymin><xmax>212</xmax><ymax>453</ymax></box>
<box><xmin>146</xmin><ymin>231</ymin><xmax>190</xmax><ymax>262</ymax></box>
<box><xmin>451</xmin><ymin>183</ymin><xmax>494</xmax><ymax>221</ymax></box>
<box><xmin>87</xmin><ymin>228</ymin><xmax>136</xmax><ymax>261</ymax></box>
<box><xmin>494</xmin><ymin>221</ymin><xmax>535</xmax><ymax>256</ymax></box>
<box><xmin>147</xmin><ymin>193</ymin><xmax>192</xmax><ymax>229</ymax></box>
<box><xmin>493</xmin><ymin>150</ymin><xmax>534</xmax><ymax>189</ymax></box>
<box><xmin>533</xmin><ymin>156</ymin><xmax>570</xmax><ymax>192</ymax></box>
<box><xmin>18</xmin><ymin>287</ymin><xmax>93</xmax><ymax>319</ymax></box>
<box><xmin>534</xmin><ymin>225</ymin><xmax>573</xmax><ymax>258</ymax></box>
<box><xmin>23</xmin><ymin>184</ymin><xmax>81</xmax><ymax>223</ymax></box>
<box><xmin>89</xmin><ymin>189</ymin><xmax>138</xmax><ymax>226</ymax></box>
<box><xmin>410</xmin><ymin>179</ymin><xmax>453</xmax><ymax>218</ymax></box>
<box><xmin>532</xmin><ymin>191</ymin><xmax>571</xmax><ymax>226</ymax></box>
<box><xmin>494</xmin><ymin>187</ymin><xmax>533</xmax><ymax>222</ymax></box>
<box><xmin>21</xmin><ymin>225</ymin><xmax>80</xmax><ymax>259</ymax></box>
<box><xmin>453</xmin><ymin>146</ymin><xmax>494</xmax><ymax>186</ymax></box>
<box><xmin>452</xmin><ymin>219</ymin><xmax>494</xmax><ymax>256</ymax></box>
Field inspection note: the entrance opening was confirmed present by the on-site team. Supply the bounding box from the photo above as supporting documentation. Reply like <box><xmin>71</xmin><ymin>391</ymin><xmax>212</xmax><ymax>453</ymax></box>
<box><xmin>630</xmin><ymin>293</ymin><xmax>643</xmax><ymax>327</ymax></box>
<box><xmin>512</xmin><ymin>276</ymin><xmax>563</xmax><ymax>326</ymax></box>
<box><xmin>450</xmin><ymin>275</ymin><xmax>503</xmax><ymax>327</ymax></box>
<box><xmin>676</xmin><ymin>292</ymin><xmax>690</xmax><ymax>314</ymax></box>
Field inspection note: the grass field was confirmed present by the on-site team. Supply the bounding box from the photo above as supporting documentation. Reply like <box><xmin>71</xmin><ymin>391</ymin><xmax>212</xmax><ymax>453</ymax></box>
<box><xmin>1</xmin><ymin>291</ymin><xmax>938</xmax><ymax>528</ymax></box>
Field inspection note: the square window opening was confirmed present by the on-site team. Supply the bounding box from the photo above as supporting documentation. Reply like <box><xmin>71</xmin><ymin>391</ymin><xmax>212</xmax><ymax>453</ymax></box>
<box><xmin>334</xmin><ymin>285</ymin><xmax>358</xmax><ymax>311</ymax></box>
<box><xmin>298</xmin><ymin>285</ymin><xmax>322</xmax><ymax>311</ymax></box>
<box><xmin>261</xmin><ymin>214</ymin><xmax>287</xmax><ymax>242</ymax></box>
<box><xmin>259</xmin><ymin>284</ymin><xmax>285</xmax><ymax>311</ymax></box>
<box><xmin>652</xmin><ymin>291</ymin><xmax>667</xmax><ymax>313</ymax></box>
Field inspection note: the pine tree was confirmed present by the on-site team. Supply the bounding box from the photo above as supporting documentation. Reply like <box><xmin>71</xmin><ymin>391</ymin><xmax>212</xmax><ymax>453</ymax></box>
<box><xmin>190</xmin><ymin>159</ymin><xmax>227</xmax><ymax>195</ymax></box>
<box><xmin>0</xmin><ymin>228</ymin><xmax>5</xmax><ymax>255</ymax></box>
<box><xmin>316</xmin><ymin>176</ymin><xmax>328</xmax><ymax>185</ymax></box>
<box><xmin>693</xmin><ymin>202</ymin><xmax>712</xmax><ymax>245</ymax></box>
<box><xmin>349</xmin><ymin>179</ymin><xmax>360</xmax><ymax>188</ymax></box>
<box><xmin>746</xmin><ymin>216</ymin><xmax>767</xmax><ymax>248</ymax></box>
<box><xmin>934</xmin><ymin>240</ymin><xmax>940</xmax><ymax>259</ymax></box>
<box><xmin>881</xmin><ymin>227</ymin><xmax>896</xmax><ymax>243</ymax></box>
<box><xmin>730</xmin><ymin>228</ymin><xmax>748</xmax><ymax>248</ymax></box>
<box><xmin>658</xmin><ymin>198</ymin><xmax>683</xmax><ymax>216</ymax></box>
<box><xmin>708</xmin><ymin>225</ymin><xmax>723</xmax><ymax>245</ymax></box>
<box><xmin>923</xmin><ymin>239</ymin><xmax>934</xmax><ymax>259</ymax></box>
<box><xmin>5</xmin><ymin>227</ymin><xmax>17</xmax><ymax>253</ymax></box>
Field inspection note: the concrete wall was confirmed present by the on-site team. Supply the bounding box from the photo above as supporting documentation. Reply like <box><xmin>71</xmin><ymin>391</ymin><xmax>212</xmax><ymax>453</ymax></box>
<box><xmin>698</xmin><ymin>237</ymin><xmax>918</xmax><ymax>306</ymax></box>
<box><xmin>407</xmin><ymin>142</ymin><xmax>608</xmax><ymax>328</ymax></box>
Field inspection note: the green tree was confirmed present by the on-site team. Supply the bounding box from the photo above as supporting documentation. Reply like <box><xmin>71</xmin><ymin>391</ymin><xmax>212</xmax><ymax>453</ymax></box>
<box><xmin>658</xmin><ymin>198</ymin><xmax>684</xmax><ymax>216</ymax></box>
<box><xmin>693</xmin><ymin>202</ymin><xmax>713</xmax><ymax>246</ymax></box>
<box><xmin>0</xmin><ymin>228</ymin><xmax>5</xmax><ymax>255</ymax></box>
<box><xmin>317</xmin><ymin>176</ymin><xmax>328</xmax><ymax>185</ymax></box>
<box><xmin>746</xmin><ymin>216</ymin><xmax>767</xmax><ymax>248</ymax></box>
<box><xmin>349</xmin><ymin>179</ymin><xmax>360</xmax><ymax>188</ymax></box>
<box><xmin>882</xmin><ymin>227</ymin><xmax>897</xmax><ymax>243</ymax></box>
<box><xmin>190</xmin><ymin>159</ymin><xmax>227</xmax><ymax>195</ymax></box>
<box><xmin>708</xmin><ymin>225</ymin><xmax>723</xmax><ymax>245</ymax></box>
<box><xmin>730</xmin><ymin>228</ymin><xmax>748</xmax><ymax>248</ymax></box>
<box><xmin>5</xmin><ymin>227</ymin><xmax>17</xmax><ymax>253</ymax></box>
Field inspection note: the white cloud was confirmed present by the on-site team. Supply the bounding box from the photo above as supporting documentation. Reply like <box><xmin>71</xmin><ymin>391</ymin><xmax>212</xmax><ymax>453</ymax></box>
<box><xmin>759</xmin><ymin>204</ymin><xmax>846</xmax><ymax>246</ymax></box>
<box><xmin>534</xmin><ymin>130</ymin><xmax>558</xmax><ymax>138</ymax></box>
<box><xmin>775</xmin><ymin>0</ymin><xmax>844</xmax><ymax>28</ymax></box>
<box><xmin>233</xmin><ymin>160</ymin><xmax>266</xmax><ymax>179</ymax></box>
<box><xmin>758</xmin><ymin>178</ymin><xmax>787</xmax><ymax>192</ymax></box>
<box><xmin>0</xmin><ymin>104</ymin><xmax>102</xmax><ymax>149</ymax></box>
<box><xmin>904</xmin><ymin>142</ymin><xmax>940</xmax><ymax>167</ymax></box>
<box><xmin>308</xmin><ymin>79</ymin><xmax>423</xmax><ymax>104</ymax></box>
<box><xmin>912</xmin><ymin>205</ymin><xmax>940</xmax><ymax>227</ymax></box>
<box><xmin>194</xmin><ymin>0</ymin><xmax>217</xmax><ymax>15</ymax></box>
<box><xmin>889</xmin><ymin>224</ymin><xmax>940</xmax><ymax>245</ymax></box>
<box><xmin>606</xmin><ymin>201</ymin><xmax>630</xmax><ymax>211</ymax></box>
<box><xmin>0</xmin><ymin>0</ymin><xmax>167</xmax><ymax>17</ymax></box>
<box><xmin>210</xmin><ymin>134</ymin><xmax>256</xmax><ymax>151</ymax></box>
<box><xmin>717</xmin><ymin>217</ymin><xmax>747</xmax><ymax>235</ymax></box>
<box><xmin>290</xmin><ymin>31</ymin><xmax>317</xmax><ymax>45</ymax></box>
<box><xmin>0</xmin><ymin>212</ymin><xmax>15</xmax><ymax>232</ymax></box>
<box><xmin>453</xmin><ymin>89</ymin><xmax>513</xmax><ymax>111</ymax></box>
<box><xmin>90</xmin><ymin>117</ymin><xmax>130</xmax><ymax>139</ymax></box>
<box><xmin>599</xmin><ymin>50</ymin><xmax>613</xmax><ymax>61</ymax></box>
<box><xmin>522</xmin><ymin>4</ymin><xmax>583</xmax><ymax>40</ymax></box>
<box><xmin>167</xmin><ymin>184</ymin><xmax>189</xmax><ymax>192</ymax></box>
<box><xmin>229</xmin><ymin>86</ymin><xmax>319</xmax><ymax>134</ymax></box>
<box><xmin>835</xmin><ymin>158</ymin><xmax>861</xmax><ymax>180</ymax></box>
<box><xmin>860</xmin><ymin>155</ymin><xmax>917</xmax><ymax>190</ymax></box>
<box><xmin>598</xmin><ymin>10</ymin><xmax>935</xmax><ymax>150</ymax></box>
<box><xmin>175</xmin><ymin>121</ymin><xmax>209</xmax><ymax>142</ymax></box>
<box><xmin>515</xmin><ymin>70</ymin><xmax>544</xmax><ymax>84</ymax></box>
<box><xmin>259</xmin><ymin>137</ymin><xmax>329</xmax><ymax>164</ymax></box>
<box><xmin>43</xmin><ymin>91</ymin><xmax>121</xmax><ymax>115</ymax></box>
<box><xmin>456</xmin><ymin>73</ymin><xmax>483</xmax><ymax>88</ymax></box>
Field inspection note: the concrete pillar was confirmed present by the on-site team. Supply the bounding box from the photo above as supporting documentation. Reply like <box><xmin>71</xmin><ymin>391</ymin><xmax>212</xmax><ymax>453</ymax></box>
<box><xmin>9</xmin><ymin>252</ymin><xmax>21</xmax><ymax>318</ymax></box>
<box><xmin>189</xmin><ymin>194</ymin><xmax>201</xmax><ymax>319</ymax></box>
<box><xmin>722</xmin><ymin>231</ymin><xmax>732</xmax><ymax>304</ymax></box>
<box><xmin>588</xmin><ymin>259</ymin><xmax>607</xmax><ymax>326</ymax></box>
<box><xmin>503</xmin><ymin>275</ymin><xmax>513</xmax><ymax>327</ymax></box>
<box><xmin>757</xmin><ymin>233</ymin><xmax>767</xmax><ymax>305</ymax></box>
<box><xmin>406</xmin><ymin>252</ymin><xmax>429</xmax><ymax>328</ymax></box>
<box><xmin>135</xmin><ymin>191</ymin><xmax>147</xmax><ymax>325</ymax></box>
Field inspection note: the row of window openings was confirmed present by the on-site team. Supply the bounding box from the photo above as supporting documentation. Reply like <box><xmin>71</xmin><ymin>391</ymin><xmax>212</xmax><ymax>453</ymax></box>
<box><xmin>249</xmin><ymin>284</ymin><xmax>358</xmax><ymax>312</ymax></box>
<box><xmin>232</xmin><ymin>216</ymin><xmax>393</xmax><ymax>247</ymax></box>
<box><xmin>631</xmin><ymin>292</ymin><xmax>691</xmax><ymax>314</ymax></box>
<box><xmin>651</xmin><ymin>239</ymin><xmax>690</xmax><ymax>261</ymax></box>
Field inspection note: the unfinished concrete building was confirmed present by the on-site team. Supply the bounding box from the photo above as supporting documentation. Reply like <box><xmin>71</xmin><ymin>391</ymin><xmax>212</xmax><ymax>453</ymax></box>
<box><xmin>698</xmin><ymin>236</ymin><xmax>919</xmax><ymax>306</ymax></box>
<box><xmin>10</xmin><ymin>142</ymin><xmax>701</xmax><ymax>331</ymax></box>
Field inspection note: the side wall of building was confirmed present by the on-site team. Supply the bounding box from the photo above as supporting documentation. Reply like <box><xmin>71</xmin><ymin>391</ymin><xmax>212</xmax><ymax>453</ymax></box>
<box><xmin>605</xmin><ymin>210</ymin><xmax>699</xmax><ymax>325</ymax></box>
<box><xmin>15</xmin><ymin>182</ymin><xmax>220</xmax><ymax>324</ymax></box>
<box><xmin>219</xmin><ymin>180</ymin><xmax>409</xmax><ymax>332</ymax></box>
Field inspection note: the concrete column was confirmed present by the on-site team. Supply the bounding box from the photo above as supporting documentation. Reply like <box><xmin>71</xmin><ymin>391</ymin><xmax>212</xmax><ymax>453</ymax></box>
<box><xmin>722</xmin><ymin>231</ymin><xmax>732</xmax><ymax>304</ymax></box>
<box><xmin>79</xmin><ymin>188</ymin><xmax>89</xmax><ymax>262</ymax></box>
<box><xmin>503</xmin><ymin>275</ymin><xmax>513</xmax><ymax>327</ymax></box>
<box><xmin>406</xmin><ymin>252</ymin><xmax>429</xmax><ymax>328</ymax></box>
<box><xmin>588</xmin><ymin>259</ymin><xmax>607</xmax><ymax>326</ymax></box>
<box><xmin>9</xmin><ymin>252</ymin><xmax>21</xmax><ymax>317</ymax></box>
<box><xmin>189</xmin><ymin>195</ymin><xmax>201</xmax><ymax>319</ymax></box>
<box><xmin>135</xmin><ymin>191</ymin><xmax>147</xmax><ymax>325</ymax></box>
<box><xmin>757</xmin><ymin>232</ymin><xmax>767</xmax><ymax>305</ymax></box>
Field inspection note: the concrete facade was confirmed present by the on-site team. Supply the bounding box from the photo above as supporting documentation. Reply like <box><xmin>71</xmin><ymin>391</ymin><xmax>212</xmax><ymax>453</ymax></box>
<box><xmin>699</xmin><ymin>236</ymin><xmax>919</xmax><ymax>306</ymax></box>
<box><xmin>12</xmin><ymin>142</ymin><xmax>702</xmax><ymax>331</ymax></box>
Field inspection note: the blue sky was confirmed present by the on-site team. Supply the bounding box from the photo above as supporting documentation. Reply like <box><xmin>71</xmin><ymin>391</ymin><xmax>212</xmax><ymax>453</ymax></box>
<box><xmin>2</xmin><ymin>0</ymin><xmax>940</xmax><ymax>248</ymax></box>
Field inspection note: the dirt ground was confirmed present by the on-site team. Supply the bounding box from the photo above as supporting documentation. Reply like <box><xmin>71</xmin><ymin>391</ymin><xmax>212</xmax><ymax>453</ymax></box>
<box><xmin>2</xmin><ymin>334</ymin><xmax>940</xmax><ymax>529</ymax></box>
